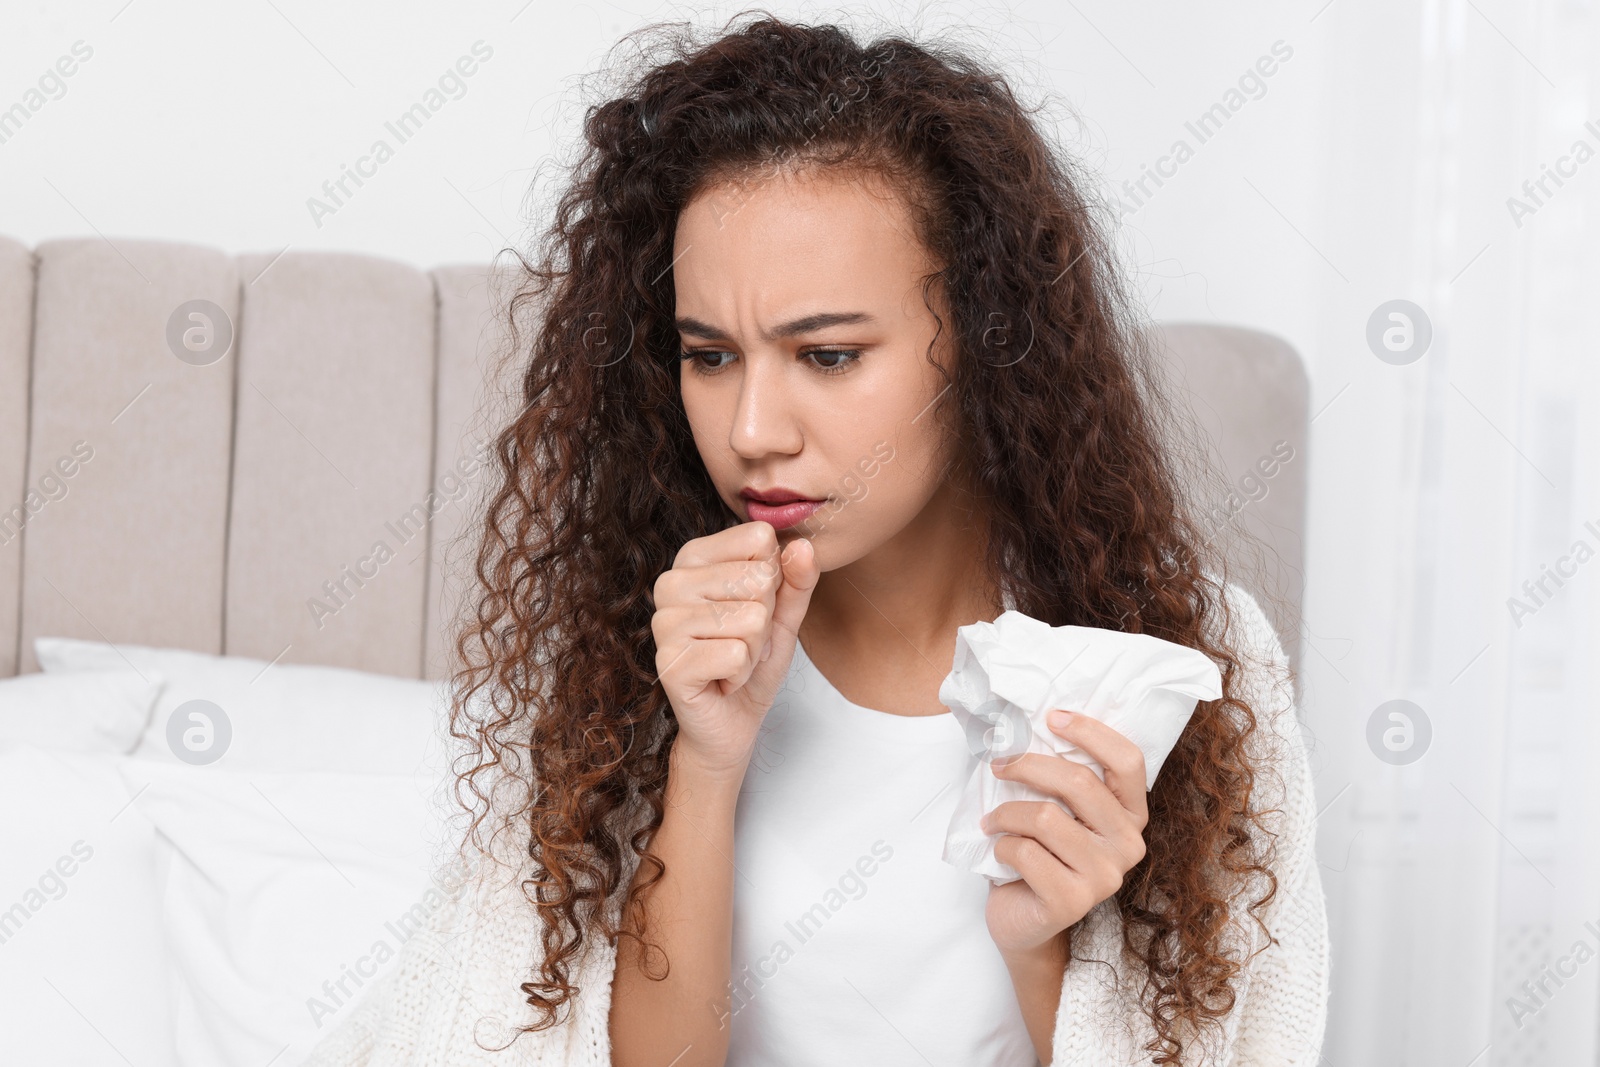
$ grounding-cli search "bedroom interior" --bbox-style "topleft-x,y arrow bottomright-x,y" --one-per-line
0,232 -> 1309,1064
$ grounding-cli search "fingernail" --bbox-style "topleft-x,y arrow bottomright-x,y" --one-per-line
1048,710 -> 1073,730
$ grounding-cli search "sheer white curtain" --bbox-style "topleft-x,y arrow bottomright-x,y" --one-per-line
1295,1 -> 1600,1063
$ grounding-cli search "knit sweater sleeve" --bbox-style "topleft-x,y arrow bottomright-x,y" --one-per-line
295,828 -> 619,1066
1211,582 -> 1331,1065
294,850 -> 475,1066
1048,581 -> 1331,1066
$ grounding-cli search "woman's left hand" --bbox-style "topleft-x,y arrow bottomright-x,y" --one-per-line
981,709 -> 1150,959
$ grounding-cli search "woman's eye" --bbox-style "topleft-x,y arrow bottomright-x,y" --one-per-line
806,348 -> 861,374
676,347 -> 862,375
678,349 -> 734,372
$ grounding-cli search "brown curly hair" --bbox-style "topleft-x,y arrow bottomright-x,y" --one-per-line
446,11 -> 1288,1064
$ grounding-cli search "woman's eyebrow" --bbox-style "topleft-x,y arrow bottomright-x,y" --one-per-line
674,310 -> 876,341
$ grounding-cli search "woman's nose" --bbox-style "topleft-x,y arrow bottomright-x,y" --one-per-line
728,350 -> 802,458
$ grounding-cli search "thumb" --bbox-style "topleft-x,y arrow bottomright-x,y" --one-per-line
762,537 -> 819,664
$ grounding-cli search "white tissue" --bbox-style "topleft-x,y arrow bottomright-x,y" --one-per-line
940,610 -> 1224,886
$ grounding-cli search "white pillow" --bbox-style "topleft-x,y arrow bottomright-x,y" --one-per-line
33,637 -> 450,778
116,756 -> 454,1067
0,745 -> 176,1066
0,668 -> 165,754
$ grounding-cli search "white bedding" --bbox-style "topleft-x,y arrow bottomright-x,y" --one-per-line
0,640 -> 462,1066
0,666 -> 164,754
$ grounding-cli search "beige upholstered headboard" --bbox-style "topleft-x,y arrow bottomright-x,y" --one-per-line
0,235 -> 1309,682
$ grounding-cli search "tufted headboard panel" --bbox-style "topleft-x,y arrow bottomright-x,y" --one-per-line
0,235 -> 1307,681
0,236 -> 516,679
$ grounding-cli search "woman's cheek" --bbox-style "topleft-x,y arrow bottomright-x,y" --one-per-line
861,456 -> 934,537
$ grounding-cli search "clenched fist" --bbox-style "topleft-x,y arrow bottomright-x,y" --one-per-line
651,521 -> 820,784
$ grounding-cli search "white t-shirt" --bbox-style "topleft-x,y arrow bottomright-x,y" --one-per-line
726,638 -> 1038,1066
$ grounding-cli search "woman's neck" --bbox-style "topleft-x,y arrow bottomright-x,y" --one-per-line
794,480 -> 1001,716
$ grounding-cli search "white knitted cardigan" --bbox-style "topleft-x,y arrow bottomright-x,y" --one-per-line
300,583 -> 1330,1066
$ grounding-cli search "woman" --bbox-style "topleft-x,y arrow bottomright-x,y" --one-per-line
306,14 -> 1328,1067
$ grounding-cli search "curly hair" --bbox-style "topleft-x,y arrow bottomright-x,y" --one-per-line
446,12 -> 1289,1064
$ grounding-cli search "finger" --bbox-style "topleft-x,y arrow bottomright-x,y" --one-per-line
654,558 -> 784,610
991,753 -> 1131,839
673,520 -> 781,569
653,601 -> 768,674
659,636 -> 756,695
1044,711 -> 1150,825
979,793 -> 1145,876
983,797 -> 1101,871
991,833 -> 1097,924
762,538 -> 819,667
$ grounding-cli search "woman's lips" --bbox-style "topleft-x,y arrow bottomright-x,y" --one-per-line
742,496 -> 825,531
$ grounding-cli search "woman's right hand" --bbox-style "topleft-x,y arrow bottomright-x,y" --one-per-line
651,521 -> 820,784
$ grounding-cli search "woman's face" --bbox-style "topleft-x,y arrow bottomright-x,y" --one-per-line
673,166 -> 960,571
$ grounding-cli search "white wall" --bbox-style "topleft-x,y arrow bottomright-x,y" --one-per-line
1,0 -> 1321,310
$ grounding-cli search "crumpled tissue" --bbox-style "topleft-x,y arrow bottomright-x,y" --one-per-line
940,610 -> 1224,886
